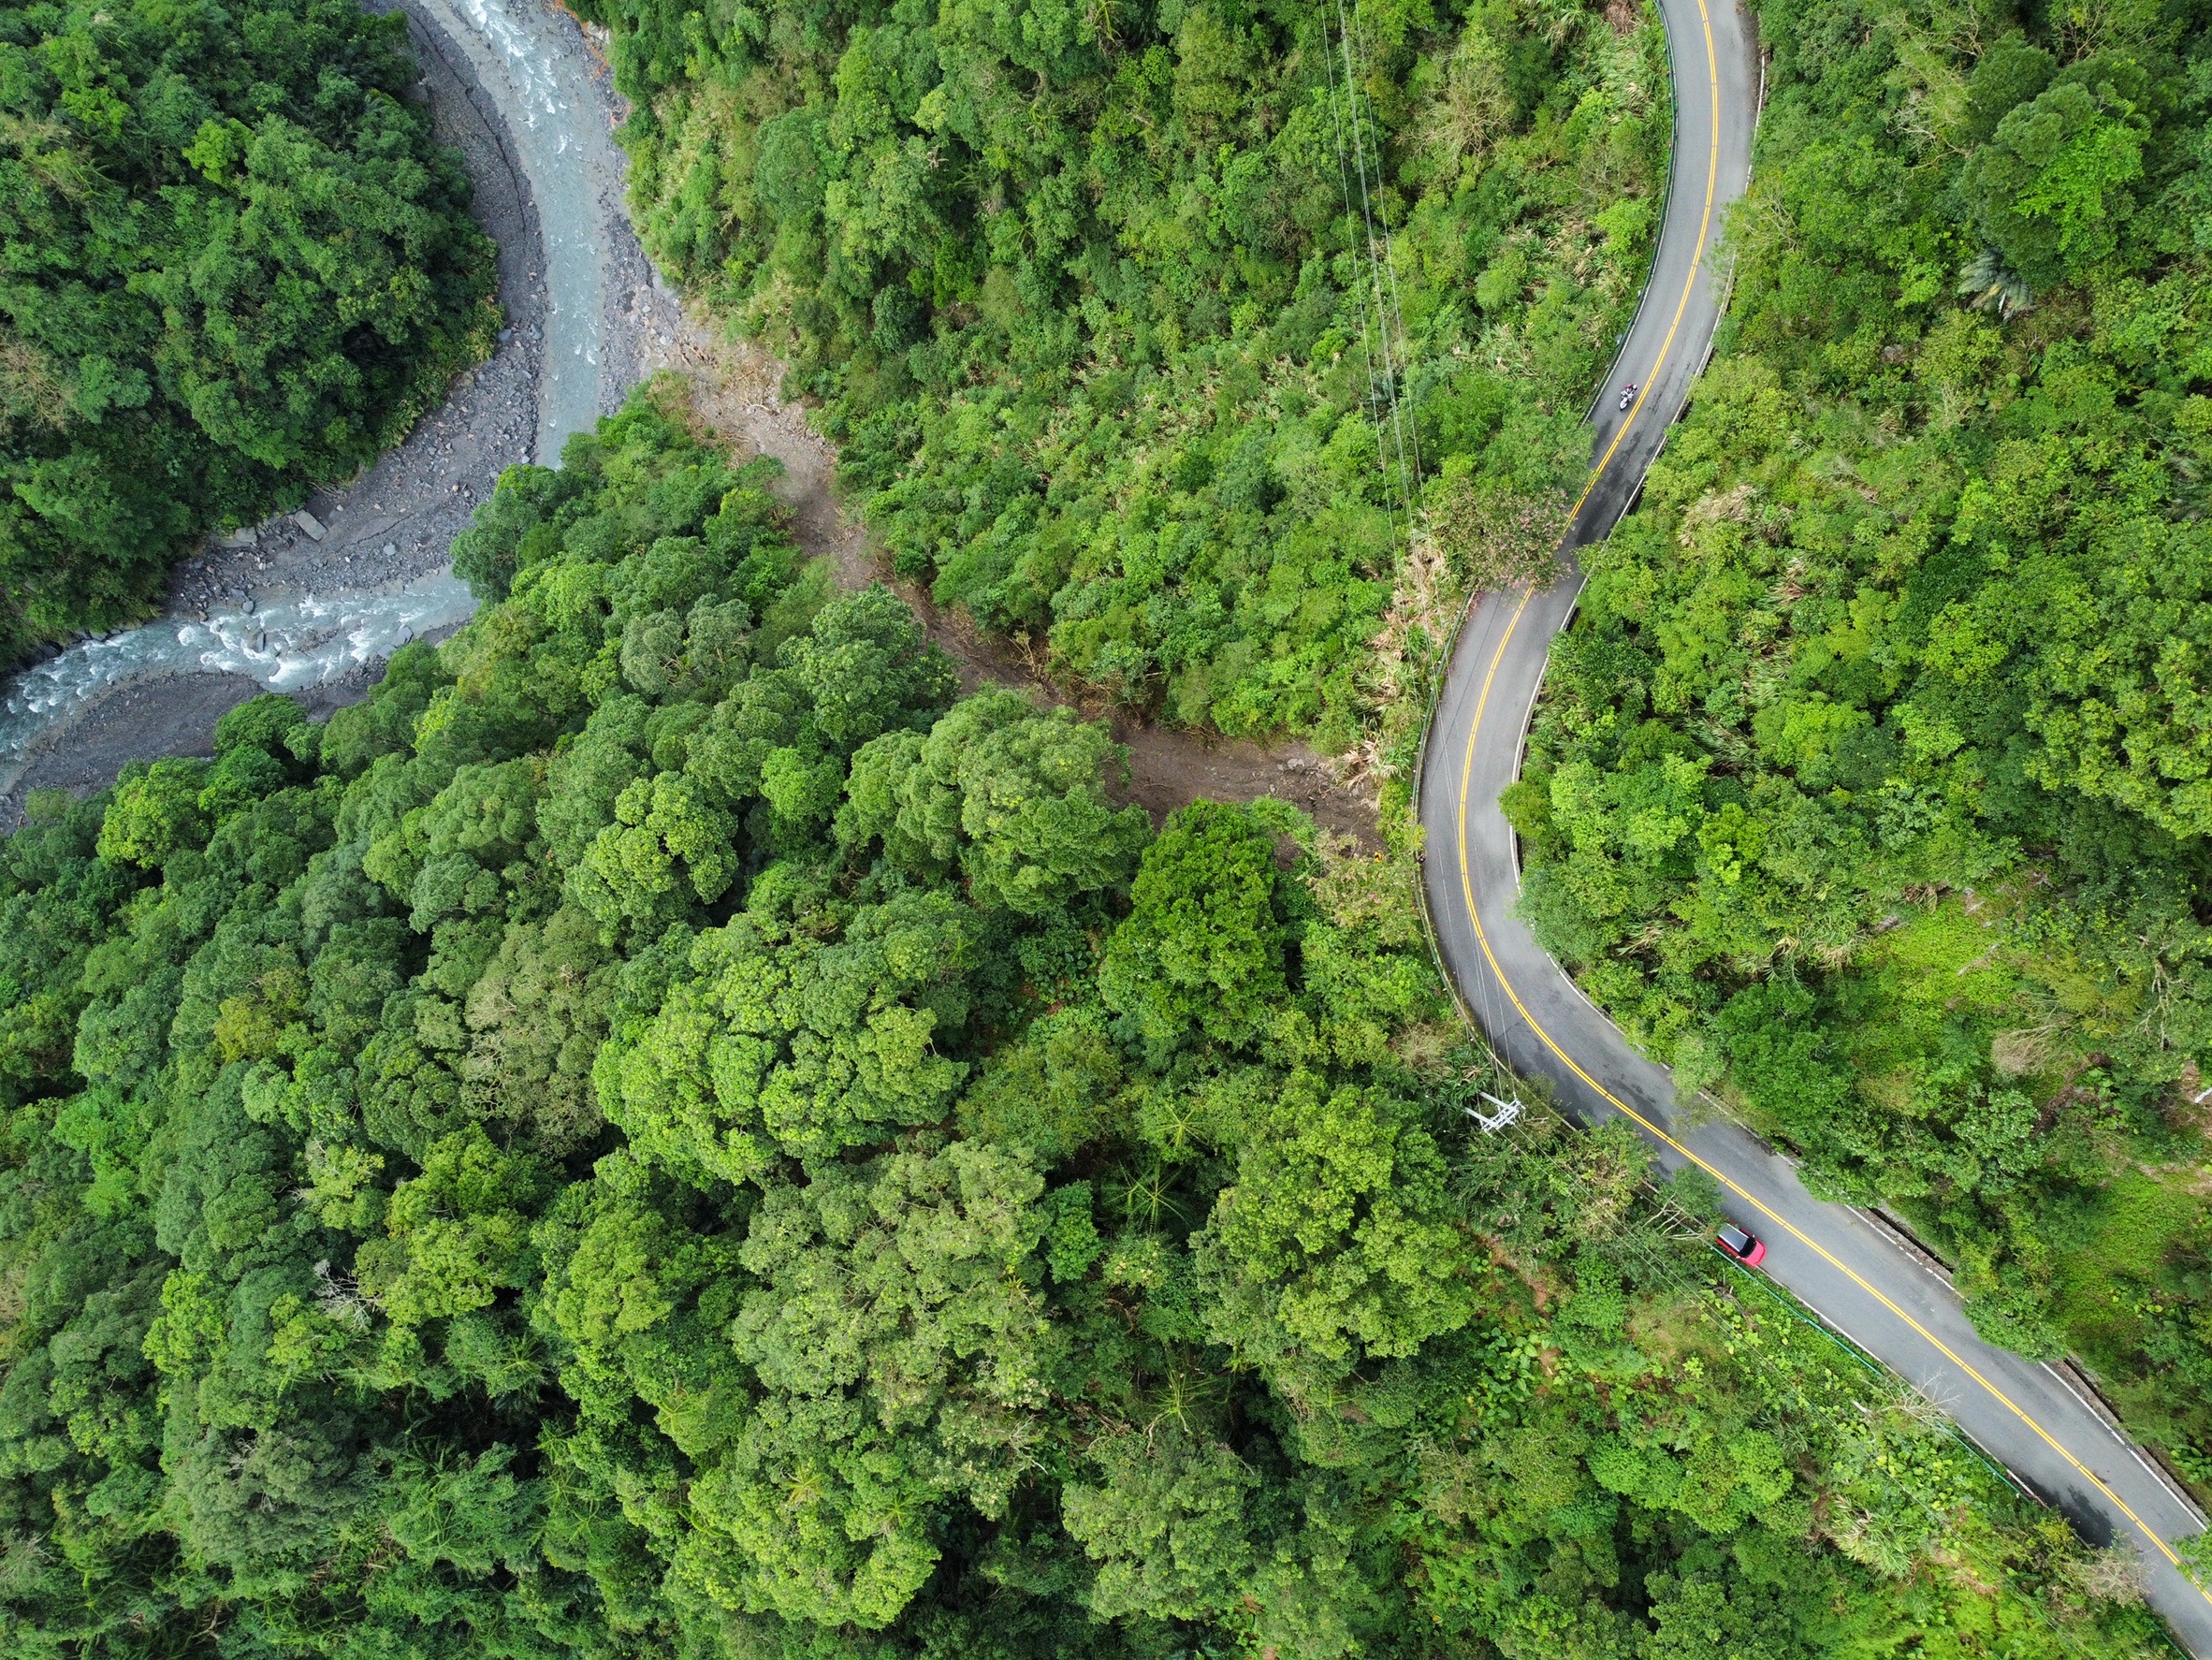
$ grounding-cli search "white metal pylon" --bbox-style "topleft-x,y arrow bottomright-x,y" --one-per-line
1464,1092 -> 1523,1133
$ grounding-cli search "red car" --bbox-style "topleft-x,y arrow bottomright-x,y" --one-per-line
1716,1224 -> 1768,1268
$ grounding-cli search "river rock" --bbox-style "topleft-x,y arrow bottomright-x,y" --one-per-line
293,510 -> 328,541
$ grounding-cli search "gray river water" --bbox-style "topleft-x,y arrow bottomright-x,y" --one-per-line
440,0 -> 608,469
0,0 -> 618,798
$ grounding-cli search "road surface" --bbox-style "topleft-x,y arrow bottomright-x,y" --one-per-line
1415,0 -> 2212,1646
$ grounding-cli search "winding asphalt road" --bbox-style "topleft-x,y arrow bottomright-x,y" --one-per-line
1417,0 -> 2212,1646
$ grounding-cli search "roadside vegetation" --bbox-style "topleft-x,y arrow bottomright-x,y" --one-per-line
0,383 -> 2167,1658
1506,0 -> 2212,1484
0,0 -> 497,662
589,0 -> 1662,779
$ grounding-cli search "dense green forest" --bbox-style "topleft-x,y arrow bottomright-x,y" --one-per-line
0,0 -> 2195,1645
1505,0 -> 2212,1486
0,385 -> 2169,1656
587,0 -> 1659,760
0,0 -> 495,660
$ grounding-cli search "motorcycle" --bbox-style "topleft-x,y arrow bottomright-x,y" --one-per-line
1618,383 -> 1637,412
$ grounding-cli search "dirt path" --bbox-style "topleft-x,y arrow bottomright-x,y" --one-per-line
649,322 -> 1379,846
0,0 -> 1369,848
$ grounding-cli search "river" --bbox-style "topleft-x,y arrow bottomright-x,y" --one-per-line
0,0 -> 628,801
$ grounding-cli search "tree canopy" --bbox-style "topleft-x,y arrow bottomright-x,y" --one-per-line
0,0 -> 2196,1644
1506,0 -> 2212,1494
0,383 -> 2168,1656
582,0 -> 1658,751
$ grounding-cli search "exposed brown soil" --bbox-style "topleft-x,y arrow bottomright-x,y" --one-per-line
649,318 -> 1381,847
4,243 -> 1376,848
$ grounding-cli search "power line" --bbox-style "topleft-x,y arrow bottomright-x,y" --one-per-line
1318,12 -> 1400,549
1321,1 -> 1430,561
1451,1072 -> 2027,1504
1332,0 -> 1416,535
1346,0 -> 1425,506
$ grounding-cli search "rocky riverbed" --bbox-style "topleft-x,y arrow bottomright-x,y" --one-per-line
0,0 -> 1371,850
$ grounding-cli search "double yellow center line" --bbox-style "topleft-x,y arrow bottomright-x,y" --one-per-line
1445,0 -> 2209,1597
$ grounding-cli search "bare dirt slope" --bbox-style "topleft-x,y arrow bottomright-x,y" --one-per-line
2,0 -> 1371,850
650,323 -> 1380,846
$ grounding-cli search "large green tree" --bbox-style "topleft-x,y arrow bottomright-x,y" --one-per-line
0,385 -> 2165,1656
584,0 -> 1665,750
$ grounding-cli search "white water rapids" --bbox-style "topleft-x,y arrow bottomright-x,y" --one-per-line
0,575 -> 480,796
